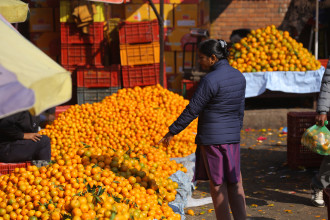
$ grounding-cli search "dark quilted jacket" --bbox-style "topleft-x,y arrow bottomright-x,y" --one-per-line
169,59 -> 246,145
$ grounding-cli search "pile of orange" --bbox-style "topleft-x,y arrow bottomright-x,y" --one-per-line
0,85 -> 197,220
229,25 -> 321,73
46,84 -> 197,159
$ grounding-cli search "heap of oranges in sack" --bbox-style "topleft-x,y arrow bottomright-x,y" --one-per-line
229,25 -> 321,73
0,85 -> 198,220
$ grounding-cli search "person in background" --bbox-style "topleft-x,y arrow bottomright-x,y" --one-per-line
0,110 -> 51,167
159,39 -> 246,220
311,59 -> 330,207
39,107 -> 56,128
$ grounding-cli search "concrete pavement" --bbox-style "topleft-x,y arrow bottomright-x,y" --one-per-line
243,108 -> 315,129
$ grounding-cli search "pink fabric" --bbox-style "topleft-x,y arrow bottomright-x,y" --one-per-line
193,144 -> 241,185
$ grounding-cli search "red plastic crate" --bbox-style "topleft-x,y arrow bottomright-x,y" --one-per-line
119,20 -> 159,44
61,22 -> 104,44
77,65 -> 121,88
61,44 -> 104,66
287,112 -> 328,169
319,59 -> 329,68
181,79 -> 199,99
122,64 -> 161,88
55,105 -> 71,119
0,162 -> 32,175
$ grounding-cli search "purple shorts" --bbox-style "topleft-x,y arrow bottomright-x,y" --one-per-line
193,144 -> 241,185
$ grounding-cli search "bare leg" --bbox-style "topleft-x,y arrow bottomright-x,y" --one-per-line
210,180 -> 232,220
227,172 -> 247,220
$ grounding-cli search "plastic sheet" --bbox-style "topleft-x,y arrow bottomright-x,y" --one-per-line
243,67 -> 325,98
169,153 -> 213,219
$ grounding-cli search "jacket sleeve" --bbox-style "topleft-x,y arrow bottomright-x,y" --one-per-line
169,77 -> 214,135
0,113 -> 25,141
317,61 -> 330,114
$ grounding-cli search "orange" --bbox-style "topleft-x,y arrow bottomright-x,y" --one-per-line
187,209 -> 195,216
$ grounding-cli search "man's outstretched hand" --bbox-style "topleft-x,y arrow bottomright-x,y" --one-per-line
158,132 -> 174,147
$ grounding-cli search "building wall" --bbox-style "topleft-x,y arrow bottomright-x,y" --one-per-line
210,0 -> 292,41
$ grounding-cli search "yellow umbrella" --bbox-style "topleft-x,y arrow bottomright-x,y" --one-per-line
0,15 -> 72,119
0,0 -> 28,23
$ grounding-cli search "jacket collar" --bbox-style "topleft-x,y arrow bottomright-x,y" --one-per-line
211,59 -> 228,71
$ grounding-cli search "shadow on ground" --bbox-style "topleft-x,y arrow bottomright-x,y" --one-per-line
185,129 -> 328,219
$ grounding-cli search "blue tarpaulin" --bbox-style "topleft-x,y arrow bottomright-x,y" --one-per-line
243,66 -> 325,98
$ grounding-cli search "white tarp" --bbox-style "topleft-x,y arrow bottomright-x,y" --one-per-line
169,153 -> 213,219
244,66 -> 325,98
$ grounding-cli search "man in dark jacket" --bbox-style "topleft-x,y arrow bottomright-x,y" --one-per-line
0,111 -> 51,165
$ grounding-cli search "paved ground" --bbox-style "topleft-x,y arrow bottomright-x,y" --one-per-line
242,108 -> 314,129
184,128 -> 328,220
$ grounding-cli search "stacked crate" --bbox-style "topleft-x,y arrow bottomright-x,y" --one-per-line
28,0 -> 60,62
119,19 -> 163,88
126,0 -> 210,94
76,65 -> 121,104
59,0 -> 121,104
166,0 -> 210,95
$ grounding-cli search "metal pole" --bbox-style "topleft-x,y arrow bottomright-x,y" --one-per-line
148,0 -> 164,87
315,0 -> 319,59
159,0 -> 164,87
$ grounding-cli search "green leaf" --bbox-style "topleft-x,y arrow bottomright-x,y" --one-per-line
133,157 -> 140,161
110,212 -> 116,220
98,187 -> 105,196
112,195 -> 121,203
62,213 -> 73,220
97,186 -> 104,196
81,142 -> 91,148
76,178 -> 79,183
113,181 -> 120,184
108,147 -> 116,152
95,196 -> 102,204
